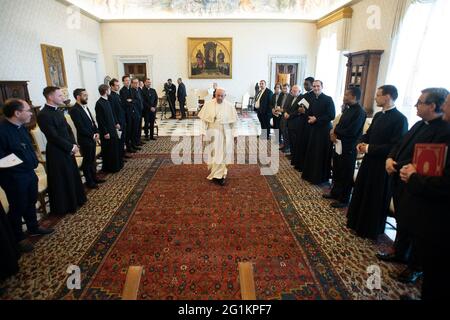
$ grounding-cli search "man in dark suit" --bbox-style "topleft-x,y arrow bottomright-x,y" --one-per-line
270,83 -> 285,144
109,79 -> 128,159
254,80 -> 273,139
327,87 -> 366,208
177,78 -> 187,120
142,78 -> 158,141
119,76 -> 140,153
0,99 -> 54,252
164,79 -> 177,119
381,88 -> 450,284
283,85 -> 303,159
69,89 -> 103,189
131,78 -> 145,147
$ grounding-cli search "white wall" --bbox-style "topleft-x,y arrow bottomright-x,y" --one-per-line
349,0 -> 398,87
100,21 -> 317,101
0,0 -> 105,106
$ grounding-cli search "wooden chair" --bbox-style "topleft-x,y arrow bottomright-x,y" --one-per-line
235,93 -> 250,115
186,93 -> 199,118
121,266 -> 144,300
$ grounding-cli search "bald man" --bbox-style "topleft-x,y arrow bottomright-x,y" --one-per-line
199,88 -> 239,186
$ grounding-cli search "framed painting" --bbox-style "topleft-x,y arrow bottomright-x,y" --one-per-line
188,38 -> 232,79
41,44 -> 68,89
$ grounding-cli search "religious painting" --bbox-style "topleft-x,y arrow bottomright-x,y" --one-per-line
41,44 -> 68,89
188,38 -> 232,79
275,63 -> 298,88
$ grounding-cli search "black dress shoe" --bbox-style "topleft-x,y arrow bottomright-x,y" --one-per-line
322,193 -> 336,200
28,227 -> 55,236
145,136 -> 150,141
128,149 -> 137,153
94,178 -> 106,184
395,268 -> 423,284
133,146 -> 142,151
124,154 -> 133,159
85,183 -> 99,190
331,201 -> 348,209
18,240 -> 34,253
376,252 -> 407,264
150,137 -> 157,141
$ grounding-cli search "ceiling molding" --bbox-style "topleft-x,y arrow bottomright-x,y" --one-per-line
316,7 -> 353,29
101,18 -> 316,24
55,0 -> 101,22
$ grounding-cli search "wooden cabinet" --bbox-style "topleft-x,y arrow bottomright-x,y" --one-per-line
344,50 -> 384,116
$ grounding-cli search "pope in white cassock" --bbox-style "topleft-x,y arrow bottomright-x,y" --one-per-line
198,88 -> 239,186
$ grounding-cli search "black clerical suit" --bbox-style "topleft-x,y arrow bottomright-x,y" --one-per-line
346,108 -> 408,239
292,91 -> 315,170
69,103 -> 98,186
0,204 -> 19,281
142,86 -> 158,139
119,86 -> 140,150
302,93 -> 336,185
404,147 -> 450,300
329,103 -> 366,204
37,105 -> 87,215
164,83 -> 177,118
271,92 -> 286,144
109,91 -> 126,157
95,97 -> 123,173
388,116 -> 450,271
0,119 -> 40,241
177,82 -> 187,119
255,88 -> 274,139
285,94 -> 303,157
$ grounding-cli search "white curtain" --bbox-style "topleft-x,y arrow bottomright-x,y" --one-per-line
386,0 -> 450,126
315,21 -> 348,113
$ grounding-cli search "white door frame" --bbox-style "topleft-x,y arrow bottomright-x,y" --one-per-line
268,55 -> 307,90
77,50 -> 101,88
114,55 -> 153,81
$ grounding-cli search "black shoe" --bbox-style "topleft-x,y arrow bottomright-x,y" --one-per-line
150,137 -> 157,141
85,183 -> 99,190
322,193 -> 336,200
217,178 -> 226,186
331,201 -> 348,209
395,268 -> 423,284
376,252 -> 407,264
128,148 -> 137,153
124,154 -> 133,159
145,136 -> 150,141
28,227 -> 55,237
18,240 -> 34,253
94,178 -> 106,184
133,146 -> 142,151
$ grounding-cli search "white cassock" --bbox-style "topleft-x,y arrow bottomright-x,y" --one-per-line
198,99 -> 239,180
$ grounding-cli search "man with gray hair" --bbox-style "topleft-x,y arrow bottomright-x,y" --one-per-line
198,88 -> 239,186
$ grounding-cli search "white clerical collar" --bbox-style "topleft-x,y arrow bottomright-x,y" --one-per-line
101,96 -> 108,100
46,103 -> 58,109
382,106 -> 396,114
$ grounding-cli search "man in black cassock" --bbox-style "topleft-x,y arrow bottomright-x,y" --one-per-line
109,78 -> 128,159
0,204 -> 19,281
399,93 -> 450,300
302,80 -> 336,185
69,89 -> 103,189
0,99 -> 54,253
37,87 -> 87,215
270,84 -> 285,145
380,88 -> 450,285
164,79 -> 177,119
347,85 -> 408,240
254,80 -> 273,140
131,78 -> 145,146
177,78 -> 187,120
325,87 -> 366,208
292,77 -> 315,171
95,85 -> 123,173
142,78 -> 158,141
284,85 -> 303,158
119,76 -> 140,153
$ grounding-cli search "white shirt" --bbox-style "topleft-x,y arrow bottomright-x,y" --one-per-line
82,105 -> 93,123
255,88 -> 266,109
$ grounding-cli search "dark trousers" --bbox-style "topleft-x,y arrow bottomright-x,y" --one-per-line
330,149 -> 357,204
126,111 -> 140,149
135,109 -> 143,143
0,171 -> 39,242
273,115 -> 282,144
119,123 -> 126,157
288,127 -> 298,157
168,96 -> 176,117
422,243 -> 449,300
257,112 -> 271,139
79,143 -> 97,185
143,110 -> 156,138
179,99 -> 186,118
281,118 -> 289,149
394,226 -> 424,271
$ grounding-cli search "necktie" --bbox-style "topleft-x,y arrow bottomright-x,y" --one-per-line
85,106 -> 97,128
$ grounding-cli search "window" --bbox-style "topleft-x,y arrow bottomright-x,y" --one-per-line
386,0 -> 450,126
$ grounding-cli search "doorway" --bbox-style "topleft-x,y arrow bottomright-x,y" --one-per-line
124,63 -> 147,80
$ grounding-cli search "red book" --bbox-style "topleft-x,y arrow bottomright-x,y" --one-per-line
413,143 -> 448,177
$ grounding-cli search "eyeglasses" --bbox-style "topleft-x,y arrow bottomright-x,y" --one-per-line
415,100 -> 429,107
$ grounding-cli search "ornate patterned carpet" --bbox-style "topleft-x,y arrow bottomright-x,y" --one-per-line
0,137 -> 420,300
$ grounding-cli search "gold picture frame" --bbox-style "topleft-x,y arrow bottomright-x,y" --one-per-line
41,44 -> 68,89
188,37 -> 232,79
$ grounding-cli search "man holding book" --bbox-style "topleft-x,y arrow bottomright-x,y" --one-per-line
380,88 -> 450,285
